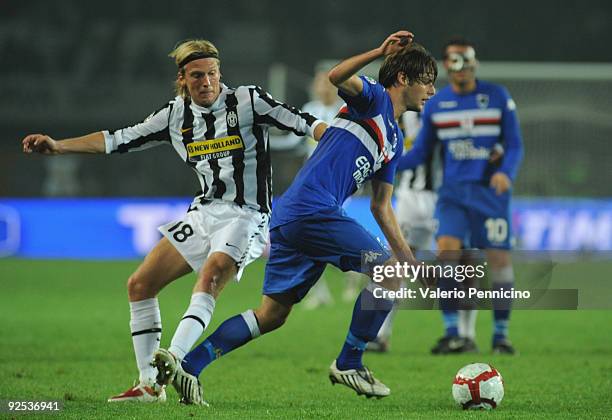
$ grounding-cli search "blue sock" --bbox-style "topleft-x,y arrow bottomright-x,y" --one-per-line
182,310 -> 260,377
491,266 -> 514,343
492,286 -> 511,343
336,286 -> 393,370
493,318 -> 509,343
442,311 -> 459,337
438,274 -> 459,337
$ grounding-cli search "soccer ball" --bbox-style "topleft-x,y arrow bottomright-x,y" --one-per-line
452,363 -> 504,410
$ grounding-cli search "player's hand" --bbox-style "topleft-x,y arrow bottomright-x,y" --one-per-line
379,30 -> 414,56
22,134 -> 60,155
490,172 -> 511,195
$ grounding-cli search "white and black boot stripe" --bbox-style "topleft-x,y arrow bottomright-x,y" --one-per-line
329,360 -> 390,398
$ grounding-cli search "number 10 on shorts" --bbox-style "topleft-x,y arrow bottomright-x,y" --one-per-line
485,218 -> 508,243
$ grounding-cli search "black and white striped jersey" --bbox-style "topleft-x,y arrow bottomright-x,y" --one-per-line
397,111 -> 442,192
103,84 -> 323,213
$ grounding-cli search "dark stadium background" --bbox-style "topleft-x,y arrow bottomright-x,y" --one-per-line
1,0 -> 611,198
1,2 -> 612,418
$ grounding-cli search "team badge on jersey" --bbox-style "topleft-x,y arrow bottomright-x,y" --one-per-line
365,76 -> 377,85
226,110 -> 238,128
476,94 -> 489,109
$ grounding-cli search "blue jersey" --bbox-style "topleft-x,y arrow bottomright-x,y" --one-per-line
271,76 -> 404,229
398,80 -> 523,185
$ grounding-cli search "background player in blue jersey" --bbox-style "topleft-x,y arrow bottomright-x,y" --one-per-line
399,36 -> 523,355
152,30 -> 438,402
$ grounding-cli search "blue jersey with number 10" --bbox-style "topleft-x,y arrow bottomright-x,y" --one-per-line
271,76 -> 403,229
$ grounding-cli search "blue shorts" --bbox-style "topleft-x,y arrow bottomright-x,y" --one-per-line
263,206 -> 391,303
435,183 -> 513,250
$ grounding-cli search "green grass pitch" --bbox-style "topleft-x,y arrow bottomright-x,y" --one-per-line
1,258 -> 611,419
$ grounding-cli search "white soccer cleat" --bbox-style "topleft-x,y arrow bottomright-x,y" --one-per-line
173,364 -> 207,406
153,348 -> 178,386
107,381 -> 166,403
328,360 -> 390,398
152,348 -> 207,406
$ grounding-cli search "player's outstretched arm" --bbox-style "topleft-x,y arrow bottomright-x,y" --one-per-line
22,132 -> 106,155
328,30 -> 414,97
370,179 -> 416,265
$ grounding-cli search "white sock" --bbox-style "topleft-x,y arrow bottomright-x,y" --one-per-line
376,306 -> 396,341
375,279 -> 405,342
129,298 -> 161,385
310,279 -> 333,302
241,309 -> 261,338
169,292 -> 215,360
458,309 -> 478,339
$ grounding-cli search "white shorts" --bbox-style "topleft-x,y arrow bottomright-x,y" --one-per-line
395,189 -> 438,250
159,199 -> 269,280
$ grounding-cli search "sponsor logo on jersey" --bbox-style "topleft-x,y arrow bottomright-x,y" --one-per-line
187,135 -> 244,161
448,139 -> 491,160
353,155 -> 372,188
365,76 -> 377,85
439,100 -> 458,109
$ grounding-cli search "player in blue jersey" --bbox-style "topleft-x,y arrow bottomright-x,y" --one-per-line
152,31 -> 437,402
398,37 -> 523,355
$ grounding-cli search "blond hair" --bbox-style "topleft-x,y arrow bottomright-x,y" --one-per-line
169,39 -> 220,99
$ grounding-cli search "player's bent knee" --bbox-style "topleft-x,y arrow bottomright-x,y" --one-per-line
437,236 -> 462,261
197,253 -> 238,292
377,276 -> 402,291
207,252 -> 238,274
127,272 -> 156,301
254,307 -> 290,335
486,249 -> 511,270
437,236 -> 462,251
196,272 -> 231,296
198,254 -> 237,283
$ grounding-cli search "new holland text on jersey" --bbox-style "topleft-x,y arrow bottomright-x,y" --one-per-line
187,135 -> 244,162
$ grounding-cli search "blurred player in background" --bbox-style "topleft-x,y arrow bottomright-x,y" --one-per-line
396,111 -> 438,255
370,112 -> 504,353
153,31 -> 437,402
399,36 -> 523,354
22,38 -> 326,403
300,69 -> 345,159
